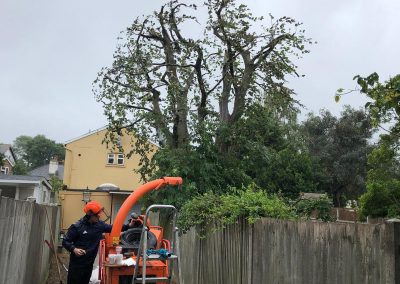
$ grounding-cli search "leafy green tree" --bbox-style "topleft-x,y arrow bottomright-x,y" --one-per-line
143,104 -> 317,208
337,73 -> 400,136
94,0 -> 312,180
12,160 -> 30,175
13,135 -> 65,169
337,74 -> 400,217
223,104 -> 317,198
301,107 -> 374,206
49,176 -> 64,192
359,137 -> 400,218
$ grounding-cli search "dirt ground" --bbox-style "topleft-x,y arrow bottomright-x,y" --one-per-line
46,249 -> 69,284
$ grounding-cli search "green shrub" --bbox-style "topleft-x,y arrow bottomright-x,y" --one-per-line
295,196 -> 334,222
359,181 -> 400,218
178,184 -> 296,236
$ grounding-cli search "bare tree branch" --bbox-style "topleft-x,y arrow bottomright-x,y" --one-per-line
207,72 -> 228,95
123,104 -> 153,112
152,62 -> 195,68
253,34 -> 292,66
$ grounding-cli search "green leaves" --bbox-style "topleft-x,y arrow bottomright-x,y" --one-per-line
93,0 -> 317,220
301,107 -> 373,206
295,196 -> 334,222
358,140 -> 400,218
49,176 -> 63,192
178,184 -> 296,236
352,73 -> 400,138
13,135 -> 65,169
12,160 -> 30,175
94,0 -> 311,158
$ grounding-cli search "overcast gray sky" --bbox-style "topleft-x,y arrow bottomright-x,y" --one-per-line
1,0 -> 399,144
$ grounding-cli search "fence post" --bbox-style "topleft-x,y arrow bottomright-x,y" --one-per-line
393,220 -> 400,284
387,219 -> 400,284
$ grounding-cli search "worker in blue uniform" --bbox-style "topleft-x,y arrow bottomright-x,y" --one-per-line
62,201 -> 135,284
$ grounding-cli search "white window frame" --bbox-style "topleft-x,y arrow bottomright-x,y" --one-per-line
107,153 -> 124,165
107,154 -> 115,165
0,166 -> 9,175
117,154 -> 125,165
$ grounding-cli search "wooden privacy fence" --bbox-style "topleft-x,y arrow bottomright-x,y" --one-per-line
0,197 -> 60,284
178,218 -> 400,284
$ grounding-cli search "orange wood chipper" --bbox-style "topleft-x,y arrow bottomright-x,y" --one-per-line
98,177 -> 182,284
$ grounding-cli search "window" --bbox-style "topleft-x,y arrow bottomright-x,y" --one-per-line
0,166 -> 9,175
107,154 -> 125,166
107,154 -> 115,164
117,154 -> 124,165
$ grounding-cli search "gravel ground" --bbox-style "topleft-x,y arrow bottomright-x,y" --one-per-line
46,249 -> 100,284
46,249 -> 69,284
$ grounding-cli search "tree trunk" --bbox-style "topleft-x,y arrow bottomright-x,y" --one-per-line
333,188 -> 342,207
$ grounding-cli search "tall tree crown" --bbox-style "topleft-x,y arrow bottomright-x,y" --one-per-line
94,0 -> 311,148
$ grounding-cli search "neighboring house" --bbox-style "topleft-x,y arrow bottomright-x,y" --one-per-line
0,174 -> 52,204
60,127 -> 158,230
0,144 -> 54,203
0,144 -> 16,175
28,157 -> 64,205
30,157 -> 64,181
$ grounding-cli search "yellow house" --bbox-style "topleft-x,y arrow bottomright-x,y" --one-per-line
60,128 -> 158,231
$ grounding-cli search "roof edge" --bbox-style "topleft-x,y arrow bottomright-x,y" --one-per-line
64,126 -> 107,144
64,125 -> 160,148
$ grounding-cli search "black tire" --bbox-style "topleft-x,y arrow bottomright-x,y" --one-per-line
120,227 -> 157,250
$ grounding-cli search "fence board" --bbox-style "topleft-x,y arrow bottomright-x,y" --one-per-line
179,218 -> 399,284
0,197 -> 59,284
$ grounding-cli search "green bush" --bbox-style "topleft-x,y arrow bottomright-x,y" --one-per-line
295,196 -> 334,222
178,184 -> 296,236
359,181 -> 400,218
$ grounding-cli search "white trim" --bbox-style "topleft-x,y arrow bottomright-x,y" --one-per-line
64,126 -> 107,144
0,179 -> 41,184
0,166 -> 9,175
4,157 -> 15,167
117,154 -> 124,165
106,153 -> 126,166
0,178 -> 52,189
107,153 -> 115,164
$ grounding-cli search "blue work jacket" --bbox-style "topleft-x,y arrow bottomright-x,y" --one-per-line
62,215 -> 129,266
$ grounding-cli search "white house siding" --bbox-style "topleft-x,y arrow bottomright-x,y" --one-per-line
33,184 -> 45,203
18,186 -> 34,201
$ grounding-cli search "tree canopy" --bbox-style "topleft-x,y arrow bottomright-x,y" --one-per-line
301,107 -> 374,206
358,137 -> 400,218
94,0 -> 312,182
13,135 -> 65,170
337,73 -> 400,139
338,73 -> 400,218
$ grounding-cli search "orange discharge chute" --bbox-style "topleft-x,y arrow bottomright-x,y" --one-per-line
108,177 -> 183,245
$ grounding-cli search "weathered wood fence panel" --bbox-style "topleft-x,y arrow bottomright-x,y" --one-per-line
0,197 -> 59,284
179,218 -> 400,284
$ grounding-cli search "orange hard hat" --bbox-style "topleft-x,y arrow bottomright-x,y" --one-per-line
84,201 -> 104,215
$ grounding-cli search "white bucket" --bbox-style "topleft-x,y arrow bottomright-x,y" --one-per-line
115,254 -> 123,265
108,254 -> 116,264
